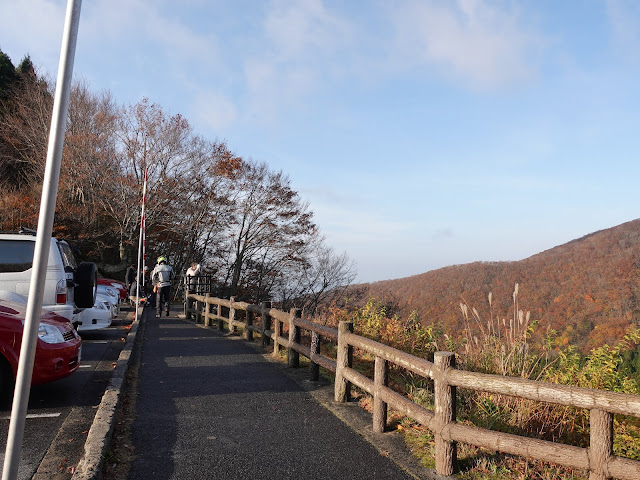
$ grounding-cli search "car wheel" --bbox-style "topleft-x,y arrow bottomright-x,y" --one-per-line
75,262 -> 97,309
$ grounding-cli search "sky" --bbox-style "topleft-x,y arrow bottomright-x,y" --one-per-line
1,0 -> 639,283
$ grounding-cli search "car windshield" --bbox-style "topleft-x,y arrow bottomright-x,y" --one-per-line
57,241 -> 78,270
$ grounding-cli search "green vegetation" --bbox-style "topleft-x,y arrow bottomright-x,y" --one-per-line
322,285 -> 640,479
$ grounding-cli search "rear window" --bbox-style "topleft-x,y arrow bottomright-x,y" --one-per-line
0,240 -> 35,273
57,241 -> 78,270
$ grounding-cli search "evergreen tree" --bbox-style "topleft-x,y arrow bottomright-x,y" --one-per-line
0,48 -> 17,103
17,55 -> 36,80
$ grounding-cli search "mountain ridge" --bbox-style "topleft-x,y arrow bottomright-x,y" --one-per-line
345,219 -> 640,351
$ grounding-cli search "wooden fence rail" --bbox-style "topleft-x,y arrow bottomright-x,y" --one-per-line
184,294 -> 640,480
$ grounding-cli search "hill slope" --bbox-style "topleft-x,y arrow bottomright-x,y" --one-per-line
347,219 -> 640,351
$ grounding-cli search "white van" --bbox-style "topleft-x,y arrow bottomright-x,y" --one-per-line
0,232 -> 96,324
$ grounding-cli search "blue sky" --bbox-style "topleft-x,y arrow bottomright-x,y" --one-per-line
1,0 -> 639,282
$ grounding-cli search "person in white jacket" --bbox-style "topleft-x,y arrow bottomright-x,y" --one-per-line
185,262 -> 201,294
151,256 -> 174,317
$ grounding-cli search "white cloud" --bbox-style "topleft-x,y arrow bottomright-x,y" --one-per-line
301,185 -> 363,206
433,227 -> 454,240
313,201 -> 416,248
74,0 -> 229,128
190,89 -> 238,131
0,0 -> 66,74
606,0 -> 640,65
263,0 -> 352,61
80,0 -> 219,68
243,58 -> 316,122
388,0 -> 546,90
242,0 -> 354,122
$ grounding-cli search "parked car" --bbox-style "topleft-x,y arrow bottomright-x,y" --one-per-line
0,231 -> 97,324
96,284 -> 120,317
74,292 -> 113,331
0,298 -> 82,392
97,278 -> 127,302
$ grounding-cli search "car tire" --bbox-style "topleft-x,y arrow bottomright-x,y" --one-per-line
75,262 -> 97,309
0,357 -> 14,399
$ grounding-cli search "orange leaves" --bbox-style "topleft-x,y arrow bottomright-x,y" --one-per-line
212,153 -> 245,179
341,219 -> 640,355
0,191 -> 39,231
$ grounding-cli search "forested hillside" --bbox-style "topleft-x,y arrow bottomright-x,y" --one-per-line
0,49 -> 354,309
347,219 -> 640,352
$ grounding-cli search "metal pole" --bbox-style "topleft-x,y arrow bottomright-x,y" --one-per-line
2,1 -> 82,479
135,168 -> 147,322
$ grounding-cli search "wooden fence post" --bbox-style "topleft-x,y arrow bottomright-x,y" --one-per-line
245,310 -> 253,341
203,293 -> 210,326
288,308 -> 301,368
229,297 -> 236,333
195,296 -> 201,323
261,301 -> 272,348
434,351 -> 457,476
589,409 -> 613,480
335,321 -> 353,402
310,331 -> 320,381
373,356 -> 389,433
217,300 -> 224,331
273,314 -> 282,357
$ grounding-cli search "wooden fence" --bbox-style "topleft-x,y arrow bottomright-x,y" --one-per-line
185,293 -> 640,480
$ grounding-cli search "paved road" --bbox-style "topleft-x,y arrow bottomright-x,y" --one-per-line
125,308 -> 416,480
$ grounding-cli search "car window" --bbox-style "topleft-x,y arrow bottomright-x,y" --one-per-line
0,240 -> 35,272
57,241 -> 78,270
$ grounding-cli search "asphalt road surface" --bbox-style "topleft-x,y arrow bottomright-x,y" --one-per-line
0,310 -> 133,480
125,310 -> 416,480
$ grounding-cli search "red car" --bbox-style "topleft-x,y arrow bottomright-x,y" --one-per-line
0,299 -> 81,392
97,278 -> 128,301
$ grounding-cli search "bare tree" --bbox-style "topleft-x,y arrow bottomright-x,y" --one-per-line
219,159 -> 317,302
156,139 -> 238,276
0,68 -> 52,190
276,234 -> 357,315
56,81 -> 119,260
108,98 -> 196,266
0,64 -> 355,301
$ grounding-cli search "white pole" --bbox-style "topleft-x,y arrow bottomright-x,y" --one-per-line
135,168 -> 147,322
2,1 -> 82,479
142,167 -> 147,287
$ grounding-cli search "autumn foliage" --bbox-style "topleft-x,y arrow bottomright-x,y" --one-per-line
0,49 -> 355,308
345,219 -> 640,354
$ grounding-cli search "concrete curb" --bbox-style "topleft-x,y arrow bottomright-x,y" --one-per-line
70,307 -> 142,480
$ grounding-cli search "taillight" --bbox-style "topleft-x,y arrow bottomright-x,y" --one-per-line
56,280 -> 67,304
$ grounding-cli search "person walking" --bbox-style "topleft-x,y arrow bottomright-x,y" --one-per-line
151,256 -> 174,317
125,264 -> 136,295
128,267 -> 147,306
185,262 -> 201,294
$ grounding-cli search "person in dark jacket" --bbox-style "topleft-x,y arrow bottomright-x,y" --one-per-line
151,256 -> 174,317
125,265 -> 136,295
